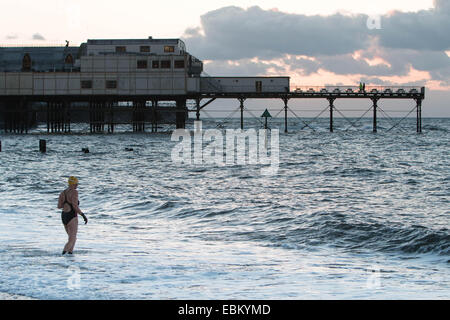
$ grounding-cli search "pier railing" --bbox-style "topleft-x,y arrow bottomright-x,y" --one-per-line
199,84 -> 424,96
290,85 -> 423,95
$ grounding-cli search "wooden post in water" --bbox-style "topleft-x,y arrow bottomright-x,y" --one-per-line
39,139 -> 46,153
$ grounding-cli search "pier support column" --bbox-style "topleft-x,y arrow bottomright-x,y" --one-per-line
46,101 -> 50,133
283,97 -> 289,133
328,98 -> 335,132
18,98 -> 27,134
48,101 -> 55,133
196,98 -> 201,121
89,101 -> 106,133
105,101 -> 112,133
89,101 -> 93,133
2,102 -> 8,133
133,100 -> 145,132
416,98 -> 422,133
175,99 -> 187,129
372,98 -> 379,133
152,99 -> 158,132
107,101 -> 114,133
239,98 -> 245,130
63,100 -> 71,133
101,101 -> 106,132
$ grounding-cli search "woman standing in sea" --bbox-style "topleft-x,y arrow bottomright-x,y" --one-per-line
57,176 -> 88,255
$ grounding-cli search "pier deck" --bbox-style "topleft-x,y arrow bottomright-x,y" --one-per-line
0,85 -> 425,134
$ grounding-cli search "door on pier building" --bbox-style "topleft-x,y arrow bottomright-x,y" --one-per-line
255,81 -> 262,93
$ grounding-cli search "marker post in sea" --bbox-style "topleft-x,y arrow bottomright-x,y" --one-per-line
261,109 -> 272,150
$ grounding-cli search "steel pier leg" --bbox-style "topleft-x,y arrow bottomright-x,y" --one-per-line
283,98 -> 288,133
196,98 -> 201,121
373,98 -> 378,133
328,98 -> 334,133
239,98 -> 245,130
417,99 -> 422,133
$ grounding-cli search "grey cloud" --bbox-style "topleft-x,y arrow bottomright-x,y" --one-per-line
359,77 -> 428,87
379,4 -> 450,51
435,0 -> 450,13
184,6 -> 370,60
204,49 -> 449,82
316,54 -> 409,77
204,59 -> 285,76
183,27 -> 202,38
430,66 -> 450,85
32,33 -> 45,41
285,49 -> 449,78
378,49 -> 450,85
183,4 -> 449,60
183,3 -> 450,84
6,34 -> 18,40
283,56 -> 321,75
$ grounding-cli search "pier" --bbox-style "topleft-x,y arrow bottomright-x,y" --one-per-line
0,38 -> 425,134
188,85 -> 425,133
0,85 -> 425,134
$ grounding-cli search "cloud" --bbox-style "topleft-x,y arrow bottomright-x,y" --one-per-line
184,6 -> 370,60
283,56 -> 321,75
379,3 -> 450,51
32,33 -> 45,41
434,0 -> 450,13
316,53 -> 408,77
5,34 -> 18,40
182,3 -> 450,87
203,59 -> 285,76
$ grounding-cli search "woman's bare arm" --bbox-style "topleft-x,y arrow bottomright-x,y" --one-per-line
69,190 -> 84,215
57,192 -> 64,209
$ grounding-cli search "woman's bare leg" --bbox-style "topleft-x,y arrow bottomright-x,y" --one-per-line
63,217 -> 78,253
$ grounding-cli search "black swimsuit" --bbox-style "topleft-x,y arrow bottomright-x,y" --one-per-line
61,190 -> 79,226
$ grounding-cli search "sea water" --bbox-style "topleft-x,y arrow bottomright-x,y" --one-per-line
0,118 -> 448,299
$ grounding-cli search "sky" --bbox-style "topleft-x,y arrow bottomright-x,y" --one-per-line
1,0 -> 449,116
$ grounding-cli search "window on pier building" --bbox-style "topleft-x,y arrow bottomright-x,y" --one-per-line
140,46 -> 150,53
115,46 -> 126,53
81,80 -> 93,89
137,60 -> 148,69
174,60 -> 185,68
22,53 -> 32,71
164,46 -> 175,53
152,61 -> 160,69
106,80 -> 117,89
161,60 -> 171,68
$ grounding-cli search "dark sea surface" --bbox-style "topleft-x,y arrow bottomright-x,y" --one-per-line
0,117 -> 448,299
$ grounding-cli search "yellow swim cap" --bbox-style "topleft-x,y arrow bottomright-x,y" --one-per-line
68,176 -> 79,185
